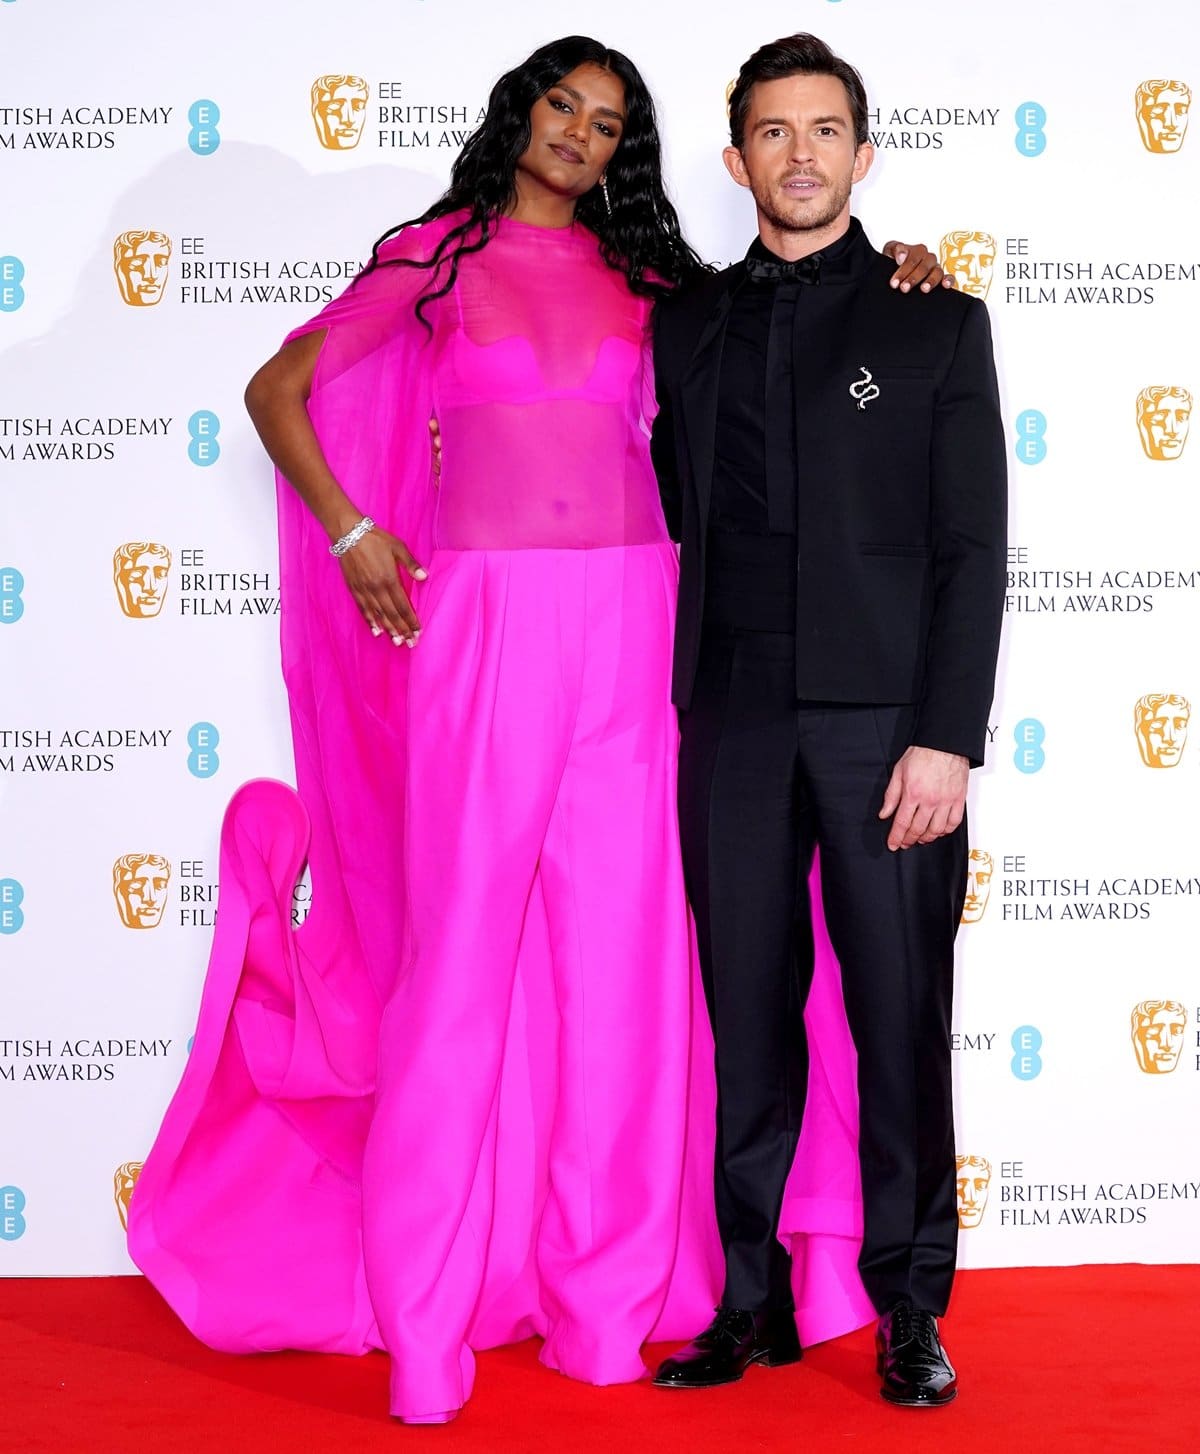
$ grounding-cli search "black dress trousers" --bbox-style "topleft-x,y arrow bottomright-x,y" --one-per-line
678,628 -> 968,1317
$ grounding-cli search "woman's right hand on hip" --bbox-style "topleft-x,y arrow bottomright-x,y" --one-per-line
339,528 -> 427,646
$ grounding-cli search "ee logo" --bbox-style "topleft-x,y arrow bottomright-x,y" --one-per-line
1015,410 -> 1047,465
1011,1025 -> 1043,1080
0,567 -> 24,624
0,879 -> 24,934
0,256 -> 24,312
1013,718 -> 1046,773
188,99 -> 221,156
187,722 -> 220,778
1015,101 -> 1046,157
188,410 -> 221,467
1,1187 -> 26,1242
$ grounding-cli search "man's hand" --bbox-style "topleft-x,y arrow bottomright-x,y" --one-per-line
878,745 -> 969,851
881,241 -> 958,294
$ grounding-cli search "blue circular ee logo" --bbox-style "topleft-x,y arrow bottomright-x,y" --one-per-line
1015,410 -> 1047,465
1011,1025 -> 1043,1079
0,879 -> 24,934
187,721 -> 221,778
1015,101 -> 1046,156
188,410 -> 221,466
188,99 -> 221,156
0,567 -> 24,624
1,1186 -> 27,1241
0,256 -> 25,312
1013,718 -> 1046,773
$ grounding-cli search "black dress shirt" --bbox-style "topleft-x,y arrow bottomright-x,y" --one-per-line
707,227 -> 862,631
711,239 -> 800,536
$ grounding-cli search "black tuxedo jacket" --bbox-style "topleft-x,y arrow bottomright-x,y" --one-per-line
651,221 -> 1007,766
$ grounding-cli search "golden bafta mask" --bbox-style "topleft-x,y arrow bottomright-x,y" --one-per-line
939,231 -> 996,301
311,74 -> 369,150
113,542 -> 171,619
114,1161 -> 143,1230
112,854 -> 171,929
955,1155 -> 991,1228
725,78 -> 737,116
1136,386 -> 1192,461
113,230 -> 172,307
1133,693 -> 1190,768
1135,79 -> 1191,154
1131,1000 -> 1186,1074
962,849 -> 994,924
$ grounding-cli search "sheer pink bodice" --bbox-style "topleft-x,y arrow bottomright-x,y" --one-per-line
429,218 -> 667,550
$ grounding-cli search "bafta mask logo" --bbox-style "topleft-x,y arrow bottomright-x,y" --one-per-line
113,542 -> 171,619
114,1161 -> 143,1230
1135,79 -> 1191,154
955,1155 -> 991,1229
939,231 -> 996,301
1131,1000 -> 1186,1074
1136,386 -> 1192,461
113,230 -> 172,307
962,849 -> 994,924
113,854 -> 171,929
311,74 -> 369,149
1133,693 -> 1190,769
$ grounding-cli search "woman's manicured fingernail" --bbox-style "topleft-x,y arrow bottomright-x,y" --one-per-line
391,634 -> 404,646
414,568 -> 428,580
370,625 -> 382,637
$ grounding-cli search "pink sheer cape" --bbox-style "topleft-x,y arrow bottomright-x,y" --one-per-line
126,213 -> 873,1359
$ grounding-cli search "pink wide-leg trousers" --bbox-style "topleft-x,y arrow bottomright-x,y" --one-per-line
361,543 -> 705,1421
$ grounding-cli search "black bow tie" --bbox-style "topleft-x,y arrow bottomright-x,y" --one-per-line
745,252 -> 822,285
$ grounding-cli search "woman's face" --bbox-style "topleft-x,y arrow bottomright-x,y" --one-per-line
516,63 -> 627,204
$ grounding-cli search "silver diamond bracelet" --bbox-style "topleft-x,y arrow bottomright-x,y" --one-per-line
329,516 -> 375,557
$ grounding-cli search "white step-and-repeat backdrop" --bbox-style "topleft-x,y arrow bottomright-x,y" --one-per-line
2,0 -> 1197,1276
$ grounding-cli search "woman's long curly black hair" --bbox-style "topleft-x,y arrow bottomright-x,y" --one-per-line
359,35 -> 705,325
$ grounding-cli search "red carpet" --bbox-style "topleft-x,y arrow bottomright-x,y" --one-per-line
3,1267 -> 1193,1452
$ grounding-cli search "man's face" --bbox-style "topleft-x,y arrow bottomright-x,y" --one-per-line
723,73 -> 873,239
1138,84 -> 1190,153
1138,700 -> 1189,767
116,239 -> 170,305
1133,1004 -> 1186,1073
116,861 -> 169,928
117,551 -> 169,617
1138,391 -> 1191,460
314,81 -> 368,149
942,234 -> 995,299
956,1166 -> 990,1227
962,855 -> 993,924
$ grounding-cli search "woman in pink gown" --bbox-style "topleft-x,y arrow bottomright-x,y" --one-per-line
127,36 -> 887,1423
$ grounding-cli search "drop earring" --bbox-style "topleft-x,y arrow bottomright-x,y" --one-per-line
601,175 -> 611,216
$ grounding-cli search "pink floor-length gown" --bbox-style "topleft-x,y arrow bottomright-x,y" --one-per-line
126,212 -> 874,1420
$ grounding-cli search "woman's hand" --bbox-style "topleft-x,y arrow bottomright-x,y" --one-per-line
429,416 -> 442,479
881,241 -> 957,294
338,527 -> 427,646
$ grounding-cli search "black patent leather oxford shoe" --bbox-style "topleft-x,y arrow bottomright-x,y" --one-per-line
653,1306 -> 802,1389
876,1302 -> 957,1406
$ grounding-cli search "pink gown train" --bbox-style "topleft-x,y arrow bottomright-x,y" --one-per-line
126,213 -> 874,1420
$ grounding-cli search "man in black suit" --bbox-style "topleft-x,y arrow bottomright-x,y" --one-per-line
651,34 -> 1006,1407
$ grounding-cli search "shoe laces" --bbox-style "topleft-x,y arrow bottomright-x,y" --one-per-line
891,1304 -> 937,1352
706,1306 -> 752,1347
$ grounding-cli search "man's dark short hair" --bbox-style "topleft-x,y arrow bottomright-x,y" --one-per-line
729,33 -> 869,150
